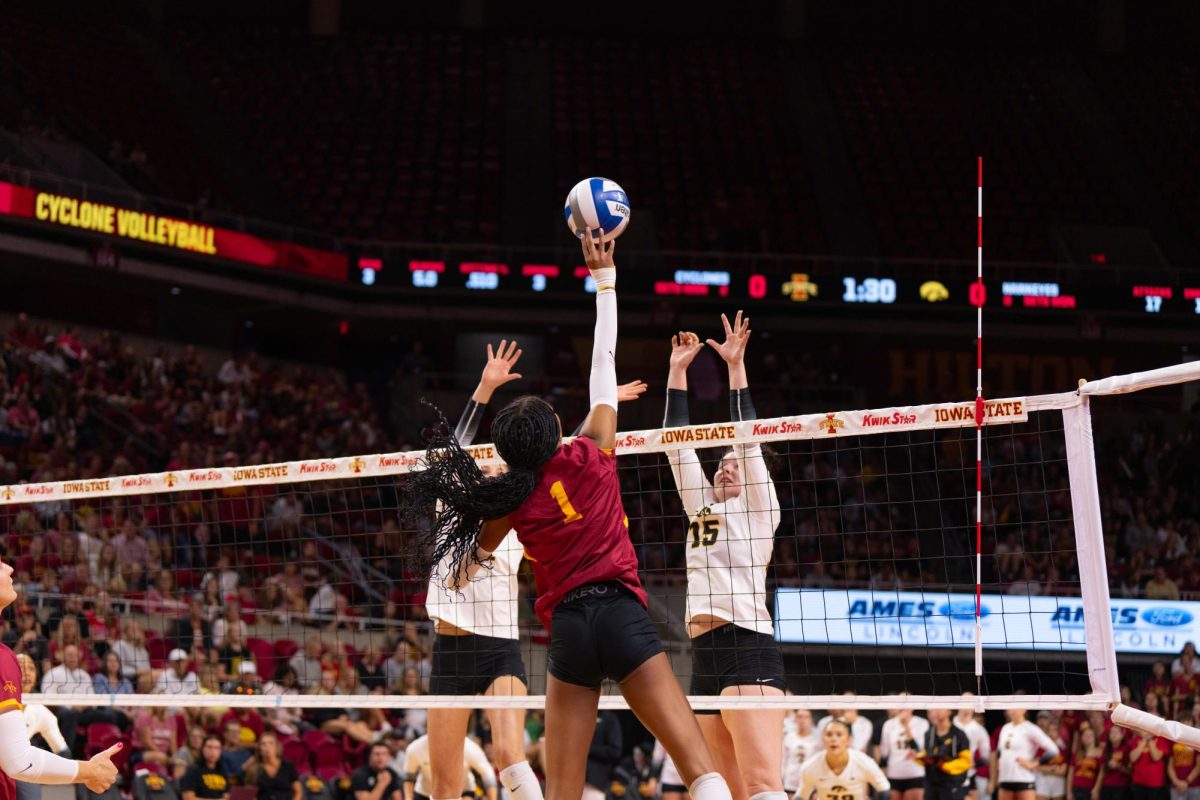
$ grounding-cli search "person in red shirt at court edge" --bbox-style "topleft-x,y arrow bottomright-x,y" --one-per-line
0,559 -> 123,799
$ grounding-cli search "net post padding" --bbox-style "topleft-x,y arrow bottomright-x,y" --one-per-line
1079,361 -> 1200,397
1113,704 -> 1200,747
1062,398 -> 1120,704
23,692 -> 1116,712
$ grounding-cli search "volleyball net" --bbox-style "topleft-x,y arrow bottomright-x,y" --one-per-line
3,361 -> 1197,727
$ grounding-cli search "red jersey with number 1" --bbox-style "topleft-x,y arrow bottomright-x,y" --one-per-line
0,643 -> 25,800
510,435 -> 646,629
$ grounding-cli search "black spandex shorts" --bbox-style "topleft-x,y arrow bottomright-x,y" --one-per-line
548,582 -> 664,689
429,632 -> 528,695
661,786 -> 688,796
891,778 -> 926,792
927,781 -> 971,800
689,623 -> 786,713
999,783 -> 1037,793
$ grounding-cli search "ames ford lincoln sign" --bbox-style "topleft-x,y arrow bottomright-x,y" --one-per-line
775,589 -> 1199,654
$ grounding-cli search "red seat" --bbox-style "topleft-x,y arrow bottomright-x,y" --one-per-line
247,637 -> 276,679
274,639 -> 299,662
231,787 -> 259,800
342,738 -> 368,773
146,637 -> 173,670
84,724 -> 123,758
281,736 -> 311,776
304,731 -> 344,782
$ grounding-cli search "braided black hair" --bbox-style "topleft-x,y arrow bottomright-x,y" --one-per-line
405,396 -> 561,583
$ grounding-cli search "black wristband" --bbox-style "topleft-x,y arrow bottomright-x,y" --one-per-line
663,388 -> 690,428
729,387 -> 757,422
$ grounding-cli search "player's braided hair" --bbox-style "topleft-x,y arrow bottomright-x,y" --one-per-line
406,396 -> 560,582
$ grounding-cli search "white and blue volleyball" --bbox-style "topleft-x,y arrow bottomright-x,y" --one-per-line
563,178 -> 630,240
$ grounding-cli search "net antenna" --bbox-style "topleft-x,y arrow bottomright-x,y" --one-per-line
974,156 -> 985,706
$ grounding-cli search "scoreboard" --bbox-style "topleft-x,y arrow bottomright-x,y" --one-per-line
375,257 -> 1200,318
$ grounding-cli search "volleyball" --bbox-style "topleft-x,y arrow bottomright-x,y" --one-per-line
563,177 -> 631,240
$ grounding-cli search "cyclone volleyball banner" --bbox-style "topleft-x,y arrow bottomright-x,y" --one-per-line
0,395 -> 1030,505
0,181 -> 348,281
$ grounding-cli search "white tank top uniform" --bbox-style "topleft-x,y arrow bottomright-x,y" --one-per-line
796,749 -> 891,800
666,441 -> 781,634
880,716 -> 931,781
783,729 -> 825,792
996,721 -> 1060,787
426,531 -> 523,639
24,704 -> 69,753
404,734 -> 497,796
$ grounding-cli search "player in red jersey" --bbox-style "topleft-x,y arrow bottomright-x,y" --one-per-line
407,230 -> 733,800
0,559 -> 122,798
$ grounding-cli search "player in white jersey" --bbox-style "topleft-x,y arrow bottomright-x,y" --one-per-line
424,342 -> 541,800
404,733 -> 498,800
953,696 -> 991,800
987,709 -> 1060,800
653,740 -> 688,800
14,654 -> 69,800
663,315 -> 785,800
796,720 -> 891,800
783,711 -> 823,796
879,705 -> 931,800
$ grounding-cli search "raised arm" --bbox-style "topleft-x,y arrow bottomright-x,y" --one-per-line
708,311 -> 779,521
456,340 -> 524,446
663,331 -> 710,516
578,229 -> 618,449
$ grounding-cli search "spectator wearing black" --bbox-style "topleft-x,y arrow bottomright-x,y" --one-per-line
247,732 -> 301,800
351,744 -> 402,800
180,735 -> 231,800
356,645 -> 387,692
584,711 -> 623,800
169,598 -> 213,656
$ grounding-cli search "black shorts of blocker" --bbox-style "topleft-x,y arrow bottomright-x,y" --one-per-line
429,632 -> 528,695
891,778 -> 925,793
999,783 -> 1037,793
926,780 -> 971,800
548,582 -> 664,689
689,623 -> 786,713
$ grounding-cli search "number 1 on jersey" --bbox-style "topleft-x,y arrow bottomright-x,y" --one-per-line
549,480 -> 583,524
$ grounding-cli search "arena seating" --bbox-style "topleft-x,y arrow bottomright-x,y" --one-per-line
825,50 -> 1128,261
175,26 -> 504,242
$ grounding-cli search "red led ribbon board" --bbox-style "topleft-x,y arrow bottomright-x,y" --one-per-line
0,181 -> 348,282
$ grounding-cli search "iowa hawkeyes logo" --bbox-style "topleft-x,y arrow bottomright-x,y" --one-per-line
920,281 -> 950,302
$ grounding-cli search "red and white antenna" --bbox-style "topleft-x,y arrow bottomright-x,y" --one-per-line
974,156 -> 985,698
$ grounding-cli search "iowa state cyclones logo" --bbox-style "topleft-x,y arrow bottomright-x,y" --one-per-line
2,679 -> 17,695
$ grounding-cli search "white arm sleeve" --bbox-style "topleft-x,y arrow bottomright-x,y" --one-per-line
1030,725 -> 1060,759
736,444 -> 780,525
0,710 -> 79,784
464,739 -> 497,788
25,705 -> 69,754
589,285 -> 618,411
666,447 -> 711,518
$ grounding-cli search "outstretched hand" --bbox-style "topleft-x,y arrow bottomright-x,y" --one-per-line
669,331 -> 704,371
582,227 -> 615,272
706,311 -> 750,365
617,380 -> 648,403
479,339 -> 523,391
